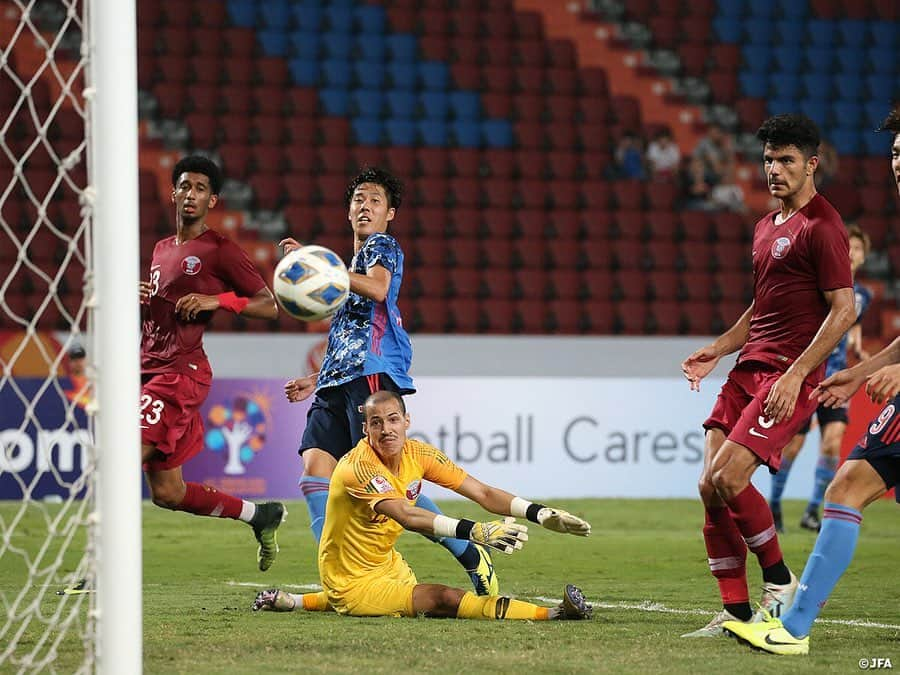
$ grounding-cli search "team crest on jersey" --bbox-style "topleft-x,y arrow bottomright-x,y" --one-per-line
369,475 -> 393,494
770,237 -> 791,259
182,255 -> 202,275
405,479 -> 421,500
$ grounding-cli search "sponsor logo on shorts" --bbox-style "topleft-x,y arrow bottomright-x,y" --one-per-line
405,479 -> 421,501
748,427 -> 769,439
370,475 -> 393,494
181,255 -> 202,275
771,237 -> 791,259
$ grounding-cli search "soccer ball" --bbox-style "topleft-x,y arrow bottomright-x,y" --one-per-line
273,245 -> 350,321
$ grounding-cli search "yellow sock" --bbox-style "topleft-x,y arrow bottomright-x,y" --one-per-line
301,591 -> 332,612
456,592 -> 550,621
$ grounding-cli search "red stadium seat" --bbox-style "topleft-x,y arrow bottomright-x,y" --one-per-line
612,180 -> 643,210
512,238 -> 546,269
515,299 -> 547,333
482,148 -> 516,179
481,269 -> 515,299
514,122 -> 545,150
481,92 -> 513,119
648,301 -> 684,334
513,268 -> 548,300
448,268 -> 481,299
482,179 -> 516,209
449,177 -> 481,208
513,11 -> 543,40
480,239 -> 513,268
515,211 -> 548,239
615,301 -> 648,335
412,299 -> 449,332
614,269 -> 649,302
512,94 -> 543,123
515,40 -> 546,68
449,238 -> 481,268
548,269 -> 581,300
483,66 -> 515,95
581,270 -> 614,302
448,148 -> 480,178
713,271 -> 752,303
685,300 -> 716,334
547,240 -> 581,270
446,207 -> 482,239
479,208 -> 515,238
680,211 -> 712,242
481,299 -> 515,333
547,299 -> 582,334
645,241 -> 679,270
516,179 -> 550,210
583,300 -> 614,333
648,270 -> 680,301
680,270 -> 714,302
480,39 -> 514,67
549,210 -> 586,239
407,268 -> 448,300
410,239 -> 448,268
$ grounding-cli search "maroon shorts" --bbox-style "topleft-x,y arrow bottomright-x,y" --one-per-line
141,373 -> 210,472
704,362 -> 819,472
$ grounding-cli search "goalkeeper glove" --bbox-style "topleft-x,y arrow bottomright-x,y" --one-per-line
433,515 -> 528,554
510,497 -> 592,536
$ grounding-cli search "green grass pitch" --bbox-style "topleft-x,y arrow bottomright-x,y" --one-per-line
2,498 -> 898,673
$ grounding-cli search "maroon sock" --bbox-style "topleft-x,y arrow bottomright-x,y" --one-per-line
176,482 -> 242,519
725,484 -> 784,569
703,506 -> 749,604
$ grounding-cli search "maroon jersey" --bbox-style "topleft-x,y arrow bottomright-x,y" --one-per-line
739,194 -> 852,382
141,229 -> 266,383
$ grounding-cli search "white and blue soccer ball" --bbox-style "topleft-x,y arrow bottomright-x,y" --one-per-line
273,245 -> 350,321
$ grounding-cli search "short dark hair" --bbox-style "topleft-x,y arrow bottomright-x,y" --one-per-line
755,114 -> 821,158
878,107 -> 900,136
171,155 -> 223,194
345,166 -> 403,210
363,390 -> 407,418
847,224 -> 871,255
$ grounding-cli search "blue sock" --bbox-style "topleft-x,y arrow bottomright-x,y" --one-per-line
415,493 -> 471,559
299,476 -> 330,543
807,455 -> 838,513
769,457 -> 793,511
782,502 -> 862,638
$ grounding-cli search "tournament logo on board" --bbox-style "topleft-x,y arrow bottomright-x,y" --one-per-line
204,393 -> 270,475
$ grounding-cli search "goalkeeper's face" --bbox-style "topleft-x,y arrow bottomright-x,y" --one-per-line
363,399 -> 410,459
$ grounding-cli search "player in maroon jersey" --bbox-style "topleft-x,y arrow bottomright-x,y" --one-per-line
680,115 -> 857,637
139,155 -> 283,571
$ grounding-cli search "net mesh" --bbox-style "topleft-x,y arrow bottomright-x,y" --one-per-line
0,0 -> 95,672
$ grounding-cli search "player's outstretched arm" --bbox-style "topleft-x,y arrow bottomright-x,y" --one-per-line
375,498 -> 528,555
814,338 -> 900,407
174,287 -> 278,321
453,476 -> 592,537
681,303 -> 753,391
285,373 -> 318,403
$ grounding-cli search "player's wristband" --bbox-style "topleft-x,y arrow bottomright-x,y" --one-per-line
510,497 -> 548,524
433,515 -> 475,540
217,292 -> 249,314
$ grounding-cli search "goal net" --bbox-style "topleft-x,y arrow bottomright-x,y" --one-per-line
1,0 -> 141,672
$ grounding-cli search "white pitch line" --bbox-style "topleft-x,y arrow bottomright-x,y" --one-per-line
227,580 -> 899,630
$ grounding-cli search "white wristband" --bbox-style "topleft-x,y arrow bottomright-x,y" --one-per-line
510,497 -> 532,519
433,514 -> 460,539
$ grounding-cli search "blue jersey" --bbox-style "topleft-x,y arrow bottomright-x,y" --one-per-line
824,281 -> 872,376
316,233 -> 415,394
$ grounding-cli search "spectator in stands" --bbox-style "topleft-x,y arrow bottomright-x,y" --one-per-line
645,128 -> 681,180
693,122 -> 736,186
814,139 -> 839,189
682,156 -> 714,210
612,131 -> 646,180
708,164 -> 746,213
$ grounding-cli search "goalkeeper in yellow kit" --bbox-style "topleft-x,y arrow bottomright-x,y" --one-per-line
253,390 -> 593,620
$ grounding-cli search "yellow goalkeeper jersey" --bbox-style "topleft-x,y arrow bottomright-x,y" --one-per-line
318,437 -> 467,592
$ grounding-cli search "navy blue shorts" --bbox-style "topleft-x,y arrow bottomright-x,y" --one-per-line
299,374 -> 402,460
797,402 -> 850,435
847,395 -> 900,502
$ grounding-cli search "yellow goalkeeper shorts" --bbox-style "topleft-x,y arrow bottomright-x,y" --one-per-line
325,551 -> 418,618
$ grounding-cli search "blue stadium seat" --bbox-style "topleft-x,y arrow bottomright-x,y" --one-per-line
449,91 -> 481,120
354,61 -> 386,89
258,30 -> 289,57
831,101 -> 863,128
870,21 -> 897,48
834,74 -> 863,99
319,88 -> 350,116
772,47 -> 802,74
801,73 -> 831,100
863,101 -> 887,128
353,5 -> 387,33
864,74 -> 889,98
799,100 -> 827,127
419,91 -> 449,120
712,17 -> 743,43
774,19 -> 803,45
866,46 -> 895,75
385,90 -> 418,118
807,20 -> 835,46
291,5 -> 323,31
352,118 -> 383,146
741,45 -> 773,73
387,34 -> 418,63
288,31 -> 320,60
352,89 -> 385,117
288,58 -> 319,86
838,19 -> 868,47
385,120 -> 417,146
321,59 -> 352,87
780,0 -> 807,19
835,47 -> 865,74
482,119 -> 514,148
226,0 -> 255,28
259,0 -> 291,29
738,72 -> 768,98
742,18 -> 772,45
418,62 -> 450,91
320,31 -> 352,60
716,0 -> 746,18
418,120 -> 448,146
451,120 -> 481,148
766,98 -> 795,116
746,0 -> 777,17
861,129 -> 885,156
324,6 -> 353,32
803,46 -> 835,74
355,36 -> 386,63
387,63 -> 417,90
769,73 -> 801,100
830,128 -> 861,155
